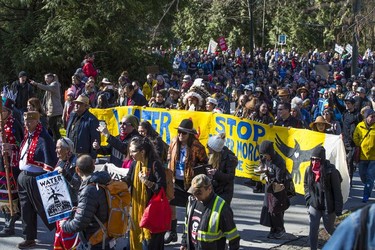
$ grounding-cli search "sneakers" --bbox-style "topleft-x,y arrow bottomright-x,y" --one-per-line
267,232 -> 275,239
274,229 -> 286,239
17,240 -> 36,249
0,227 -> 15,237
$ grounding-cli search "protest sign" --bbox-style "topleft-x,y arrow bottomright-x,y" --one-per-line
36,171 -> 73,223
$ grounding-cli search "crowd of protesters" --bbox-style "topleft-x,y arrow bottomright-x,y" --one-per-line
0,45 -> 374,249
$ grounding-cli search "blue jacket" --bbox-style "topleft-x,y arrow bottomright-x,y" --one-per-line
323,204 -> 375,249
66,109 -> 100,159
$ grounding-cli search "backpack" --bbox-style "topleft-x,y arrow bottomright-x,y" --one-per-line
88,181 -> 131,246
152,162 -> 174,201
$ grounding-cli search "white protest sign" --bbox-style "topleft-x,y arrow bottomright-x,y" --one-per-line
36,171 -> 73,224
345,44 -> 353,54
100,163 -> 129,181
334,44 -> 344,54
207,39 -> 218,54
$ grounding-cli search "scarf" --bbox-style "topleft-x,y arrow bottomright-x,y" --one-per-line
130,160 -> 150,249
20,123 -> 53,171
312,161 -> 321,182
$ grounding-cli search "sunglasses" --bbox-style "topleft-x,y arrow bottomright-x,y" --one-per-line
311,157 -> 321,162
119,122 -> 132,126
178,130 -> 187,135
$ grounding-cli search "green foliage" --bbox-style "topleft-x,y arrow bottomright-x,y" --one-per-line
0,0 -> 373,86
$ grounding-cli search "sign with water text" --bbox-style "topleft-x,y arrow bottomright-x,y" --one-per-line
36,171 -> 73,223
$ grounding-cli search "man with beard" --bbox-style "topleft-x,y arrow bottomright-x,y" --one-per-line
93,114 -> 140,168
66,95 -> 100,159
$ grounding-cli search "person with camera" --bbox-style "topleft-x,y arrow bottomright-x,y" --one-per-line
258,140 -> 290,239
206,133 -> 238,205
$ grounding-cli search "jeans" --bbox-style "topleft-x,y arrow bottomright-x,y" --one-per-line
358,160 -> 375,198
308,206 -> 336,250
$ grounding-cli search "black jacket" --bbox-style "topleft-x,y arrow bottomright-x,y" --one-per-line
342,109 -> 361,150
304,161 -> 343,215
66,109 -> 100,159
62,171 -> 111,241
96,129 -> 140,167
124,159 -> 166,203
181,193 -> 240,250
10,80 -> 35,112
212,147 -> 238,204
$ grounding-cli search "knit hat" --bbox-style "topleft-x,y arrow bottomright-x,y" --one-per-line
364,109 -> 375,119
259,140 -> 274,156
123,114 -> 139,129
311,146 -> 326,161
207,133 -> 226,152
18,71 -> 27,78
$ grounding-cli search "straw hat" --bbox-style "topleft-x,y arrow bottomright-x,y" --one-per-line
309,116 -> 331,130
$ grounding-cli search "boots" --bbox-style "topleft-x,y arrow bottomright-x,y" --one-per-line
0,212 -> 18,237
164,219 -> 178,244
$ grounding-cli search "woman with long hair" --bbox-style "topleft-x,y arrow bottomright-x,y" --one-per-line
27,97 -> 48,128
124,136 -> 167,250
322,108 -> 342,135
164,119 -> 208,244
207,133 -> 238,204
138,120 -> 167,163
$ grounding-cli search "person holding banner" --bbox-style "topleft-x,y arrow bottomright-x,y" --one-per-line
165,119 -> 208,244
0,92 -> 24,237
17,111 -> 57,249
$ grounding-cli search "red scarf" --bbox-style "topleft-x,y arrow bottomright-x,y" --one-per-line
312,161 -> 321,182
20,123 -> 54,171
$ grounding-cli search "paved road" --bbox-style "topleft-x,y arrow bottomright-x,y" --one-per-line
0,169 -> 369,250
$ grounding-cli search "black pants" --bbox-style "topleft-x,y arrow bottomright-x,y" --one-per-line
17,171 -> 55,240
148,232 -> 166,250
48,115 -> 62,143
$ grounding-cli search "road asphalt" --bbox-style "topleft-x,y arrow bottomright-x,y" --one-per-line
0,166 -> 369,250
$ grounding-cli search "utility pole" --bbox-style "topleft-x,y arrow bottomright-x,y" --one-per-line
262,0 -> 266,48
248,0 -> 254,61
351,0 -> 361,76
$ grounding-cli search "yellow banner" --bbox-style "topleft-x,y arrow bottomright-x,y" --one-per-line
90,106 -> 348,196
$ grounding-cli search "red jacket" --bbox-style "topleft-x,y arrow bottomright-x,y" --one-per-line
82,60 -> 98,78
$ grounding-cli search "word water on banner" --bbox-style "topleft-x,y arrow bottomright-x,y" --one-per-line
36,171 -> 73,224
